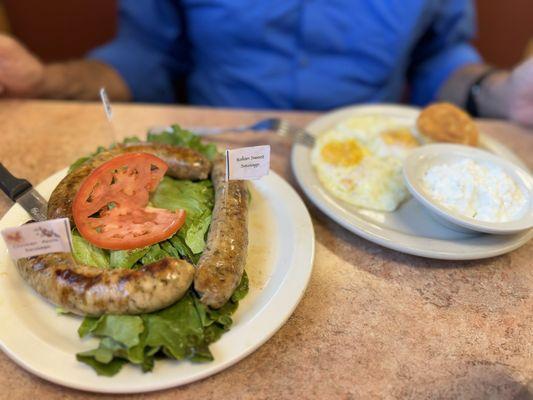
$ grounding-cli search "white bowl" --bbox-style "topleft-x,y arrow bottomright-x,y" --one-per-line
403,144 -> 533,235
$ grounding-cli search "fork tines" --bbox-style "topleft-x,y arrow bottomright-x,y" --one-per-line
275,120 -> 315,147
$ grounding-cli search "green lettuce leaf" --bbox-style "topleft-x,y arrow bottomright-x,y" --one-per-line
231,271 -> 249,302
78,316 -> 101,337
78,314 -> 144,348
169,235 -> 199,264
151,178 -> 214,217
71,230 -> 110,268
160,240 -> 181,259
121,136 -> 141,144
151,177 -> 214,256
109,247 -> 150,269
143,292 -> 205,359
140,243 -> 171,265
183,210 -> 212,254
76,354 -> 126,377
147,124 -> 218,160
68,146 -> 106,173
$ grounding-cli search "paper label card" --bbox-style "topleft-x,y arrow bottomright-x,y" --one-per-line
225,145 -> 271,180
1,218 -> 73,260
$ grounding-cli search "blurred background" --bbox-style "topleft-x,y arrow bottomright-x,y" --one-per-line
0,0 -> 531,68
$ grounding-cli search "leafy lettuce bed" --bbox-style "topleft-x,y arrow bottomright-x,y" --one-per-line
76,275 -> 248,376
68,125 -> 248,376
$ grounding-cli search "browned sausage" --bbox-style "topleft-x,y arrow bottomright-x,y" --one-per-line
194,156 -> 249,308
17,254 -> 194,316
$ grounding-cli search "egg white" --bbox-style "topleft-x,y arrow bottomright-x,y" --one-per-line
311,115 -> 419,212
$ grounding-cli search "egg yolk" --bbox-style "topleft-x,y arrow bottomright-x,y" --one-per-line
321,140 -> 365,167
381,128 -> 419,147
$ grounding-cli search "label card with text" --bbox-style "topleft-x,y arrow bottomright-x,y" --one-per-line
1,218 -> 73,260
225,145 -> 271,180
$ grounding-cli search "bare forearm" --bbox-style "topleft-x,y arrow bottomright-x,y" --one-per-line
438,64 -> 510,119
37,60 -> 132,101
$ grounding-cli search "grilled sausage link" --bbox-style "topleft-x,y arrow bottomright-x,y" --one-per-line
17,255 -> 194,316
194,156 -> 249,308
47,142 -> 211,223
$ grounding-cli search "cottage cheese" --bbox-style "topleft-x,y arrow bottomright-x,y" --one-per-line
423,159 -> 527,222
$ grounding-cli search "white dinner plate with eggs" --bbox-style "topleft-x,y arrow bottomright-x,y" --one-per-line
292,104 -> 532,260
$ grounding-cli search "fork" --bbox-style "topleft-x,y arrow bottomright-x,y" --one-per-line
188,118 -> 315,147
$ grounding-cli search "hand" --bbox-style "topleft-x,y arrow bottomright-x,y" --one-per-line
0,34 -> 44,97
504,58 -> 533,126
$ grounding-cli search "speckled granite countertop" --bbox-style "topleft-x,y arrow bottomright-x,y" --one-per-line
0,100 -> 531,400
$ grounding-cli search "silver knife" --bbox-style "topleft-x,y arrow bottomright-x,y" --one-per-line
0,163 -> 48,221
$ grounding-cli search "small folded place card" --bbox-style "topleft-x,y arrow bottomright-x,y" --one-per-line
225,145 -> 271,180
1,218 -> 73,260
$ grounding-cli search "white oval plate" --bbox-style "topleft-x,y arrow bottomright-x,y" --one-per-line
291,104 -> 532,260
0,169 -> 315,393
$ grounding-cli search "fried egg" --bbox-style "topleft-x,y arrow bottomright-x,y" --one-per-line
311,115 -> 419,212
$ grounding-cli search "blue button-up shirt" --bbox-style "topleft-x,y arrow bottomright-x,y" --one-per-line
90,0 -> 481,110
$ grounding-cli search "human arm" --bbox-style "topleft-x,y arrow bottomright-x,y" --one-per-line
439,59 -> 533,125
408,0 -> 481,108
0,0 -> 186,103
408,0 -> 533,126
0,34 -> 131,100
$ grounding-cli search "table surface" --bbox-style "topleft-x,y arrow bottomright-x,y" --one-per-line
0,100 -> 532,400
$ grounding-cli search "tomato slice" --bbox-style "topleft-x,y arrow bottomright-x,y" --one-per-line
72,152 -> 186,250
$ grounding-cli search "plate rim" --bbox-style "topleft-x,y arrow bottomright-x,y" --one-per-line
0,169 -> 315,393
291,103 -> 532,260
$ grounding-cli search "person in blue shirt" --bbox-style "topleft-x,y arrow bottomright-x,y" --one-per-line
0,0 -> 532,124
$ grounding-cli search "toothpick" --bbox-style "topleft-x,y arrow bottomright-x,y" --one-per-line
225,149 -> 230,183
224,149 -> 230,209
99,87 -> 118,145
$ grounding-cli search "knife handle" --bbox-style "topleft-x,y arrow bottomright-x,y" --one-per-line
0,163 -> 32,201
